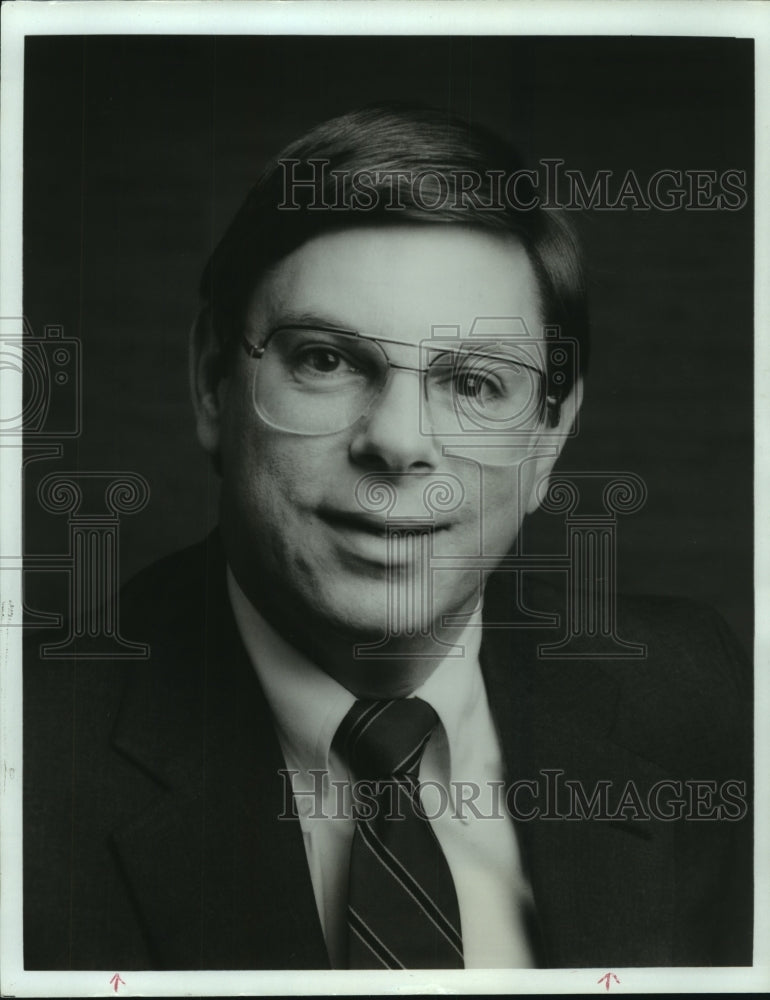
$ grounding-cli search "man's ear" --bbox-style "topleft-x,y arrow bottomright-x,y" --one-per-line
189,307 -> 225,457
524,377 -> 584,515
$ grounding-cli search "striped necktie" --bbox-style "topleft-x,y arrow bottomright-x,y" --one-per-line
336,698 -> 464,969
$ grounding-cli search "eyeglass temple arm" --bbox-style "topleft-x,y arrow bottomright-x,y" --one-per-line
242,336 -> 265,359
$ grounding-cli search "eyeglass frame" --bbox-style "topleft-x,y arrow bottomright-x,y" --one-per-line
240,322 -> 564,433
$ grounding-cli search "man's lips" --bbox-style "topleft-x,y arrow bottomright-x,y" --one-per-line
317,508 -> 457,570
319,509 -> 454,535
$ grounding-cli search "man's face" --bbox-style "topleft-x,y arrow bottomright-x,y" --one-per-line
199,225 -> 571,641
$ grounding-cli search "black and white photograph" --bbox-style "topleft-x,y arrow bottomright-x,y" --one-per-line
0,1 -> 766,995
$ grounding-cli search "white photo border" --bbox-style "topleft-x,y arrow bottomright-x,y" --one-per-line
1,1 -> 768,996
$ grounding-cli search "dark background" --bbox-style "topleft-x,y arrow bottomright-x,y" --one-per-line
22,35 -> 753,651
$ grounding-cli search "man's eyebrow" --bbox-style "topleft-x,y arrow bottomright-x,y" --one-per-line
264,310 -> 359,333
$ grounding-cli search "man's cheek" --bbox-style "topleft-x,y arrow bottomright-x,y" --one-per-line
479,492 -> 525,553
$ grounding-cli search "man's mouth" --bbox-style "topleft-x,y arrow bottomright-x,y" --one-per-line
319,509 -> 453,536
318,508 -> 455,568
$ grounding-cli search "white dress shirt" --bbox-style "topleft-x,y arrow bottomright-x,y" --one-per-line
228,569 -> 537,969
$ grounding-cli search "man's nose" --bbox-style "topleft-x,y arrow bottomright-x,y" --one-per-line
348,369 -> 440,471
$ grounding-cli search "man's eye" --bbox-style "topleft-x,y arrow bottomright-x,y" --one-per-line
453,366 -> 503,403
293,345 -> 360,377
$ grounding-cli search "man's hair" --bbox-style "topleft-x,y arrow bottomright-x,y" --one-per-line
199,103 -> 589,404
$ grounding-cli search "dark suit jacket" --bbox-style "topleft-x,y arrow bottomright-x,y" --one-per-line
23,533 -> 753,970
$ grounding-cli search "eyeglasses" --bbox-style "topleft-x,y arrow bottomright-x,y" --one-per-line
241,324 -> 559,438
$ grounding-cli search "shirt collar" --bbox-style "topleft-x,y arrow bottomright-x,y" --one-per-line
227,568 -> 355,774
227,567 -> 483,777
411,618 -> 484,773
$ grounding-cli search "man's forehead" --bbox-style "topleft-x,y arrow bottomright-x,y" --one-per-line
245,226 -> 543,343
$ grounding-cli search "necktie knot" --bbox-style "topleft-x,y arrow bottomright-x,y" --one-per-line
336,698 -> 439,781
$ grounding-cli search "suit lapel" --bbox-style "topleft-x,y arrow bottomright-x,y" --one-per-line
110,538 -> 329,970
480,576 -> 675,968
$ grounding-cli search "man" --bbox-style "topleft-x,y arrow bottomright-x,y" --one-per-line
24,105 -> 752,970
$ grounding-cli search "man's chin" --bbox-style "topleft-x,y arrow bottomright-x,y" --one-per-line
304,578 -> 473,648
312,598 -> 399,646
